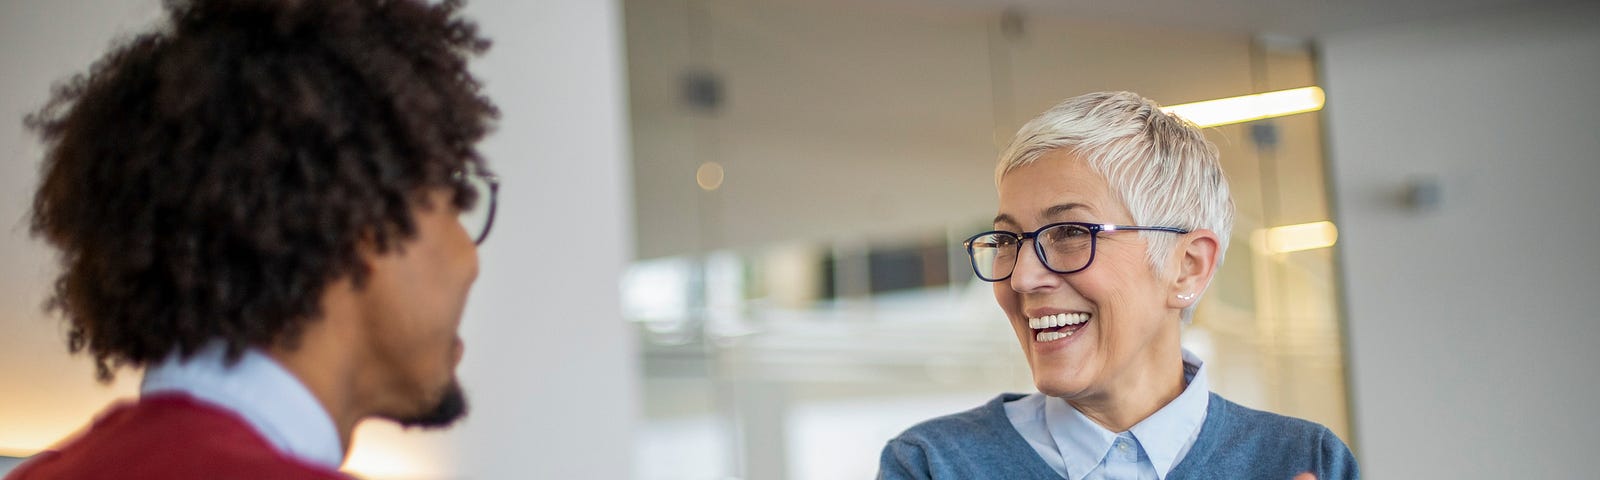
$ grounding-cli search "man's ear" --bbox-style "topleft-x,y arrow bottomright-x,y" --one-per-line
1168,229 -> 1221,310
347,227 -> 394,292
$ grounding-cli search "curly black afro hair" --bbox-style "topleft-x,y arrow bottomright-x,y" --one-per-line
26,0 -> 498,381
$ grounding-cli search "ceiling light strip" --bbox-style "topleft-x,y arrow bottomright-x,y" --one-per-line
1162,86 -> 1326,128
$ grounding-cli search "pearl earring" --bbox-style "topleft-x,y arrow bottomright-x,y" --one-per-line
1177,293 -> 1196,301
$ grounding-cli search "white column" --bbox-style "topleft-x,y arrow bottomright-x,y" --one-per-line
452,0 -> 638,477
1321,3 -> 1600,478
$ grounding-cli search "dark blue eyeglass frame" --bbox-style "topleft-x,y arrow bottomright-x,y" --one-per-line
962,222 -> 1190,281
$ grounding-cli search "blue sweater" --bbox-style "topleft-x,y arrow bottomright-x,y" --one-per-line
880,393 -> 1358,479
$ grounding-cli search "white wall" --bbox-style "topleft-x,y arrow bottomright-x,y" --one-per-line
0,0 -> 636,478
1321,3 -> 1600,478
450,0 -> 637,477
0,0 -> 158,458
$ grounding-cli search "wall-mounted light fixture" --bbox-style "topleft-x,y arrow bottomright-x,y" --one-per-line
1162,86 -> 1326,128
696,162 -> 725,191
1255,220 -> 1339,254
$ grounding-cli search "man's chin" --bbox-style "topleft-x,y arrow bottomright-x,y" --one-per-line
393,379 -> 468,429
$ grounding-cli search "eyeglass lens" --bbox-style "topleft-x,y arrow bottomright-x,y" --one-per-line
968,224 -> 1096,280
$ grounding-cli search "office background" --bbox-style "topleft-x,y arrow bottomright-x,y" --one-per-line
2,0 -> 1597,478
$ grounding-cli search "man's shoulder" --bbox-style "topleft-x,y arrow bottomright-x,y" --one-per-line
6,395 -> 347,480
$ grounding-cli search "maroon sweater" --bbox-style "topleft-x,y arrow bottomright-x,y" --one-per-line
6,394 -> 348,479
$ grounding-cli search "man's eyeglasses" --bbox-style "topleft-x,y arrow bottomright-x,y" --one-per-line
963,222 -> 1189,282
453,167 -> 500,245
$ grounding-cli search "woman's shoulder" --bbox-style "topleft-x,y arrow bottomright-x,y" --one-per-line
879,393 -> 1059,480
888,393 -> 1025,447
1176,392 -> 1359,480
1204,393 -> 1339,441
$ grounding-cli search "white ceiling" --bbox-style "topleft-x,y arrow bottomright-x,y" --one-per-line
872,0 -> 1589,37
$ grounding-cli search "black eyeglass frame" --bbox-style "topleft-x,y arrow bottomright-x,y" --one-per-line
962,222 -> 1190,281
452,167 -> 500,245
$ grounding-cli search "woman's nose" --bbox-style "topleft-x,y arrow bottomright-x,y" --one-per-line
1008,240 -> 1061,293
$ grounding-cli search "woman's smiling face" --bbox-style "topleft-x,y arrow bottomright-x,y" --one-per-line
993,149 -> 1185,403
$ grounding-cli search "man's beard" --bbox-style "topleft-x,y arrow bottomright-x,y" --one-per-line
396,379 -> 468,429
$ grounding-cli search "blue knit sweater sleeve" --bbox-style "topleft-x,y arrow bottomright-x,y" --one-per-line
1316,426 -> 1360,480
878,438 -> 933,480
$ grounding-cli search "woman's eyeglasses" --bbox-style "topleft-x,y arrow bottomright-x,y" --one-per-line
963,222 -> 1189,281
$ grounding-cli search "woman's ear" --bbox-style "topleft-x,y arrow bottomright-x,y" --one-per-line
1168,229 -> 1221,310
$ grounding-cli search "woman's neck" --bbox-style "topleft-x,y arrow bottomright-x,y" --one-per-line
1065,343 -> 1187,432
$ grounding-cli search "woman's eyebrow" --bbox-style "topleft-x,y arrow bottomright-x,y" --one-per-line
1043,203 -> 1091,218
994,203 -> 1094,227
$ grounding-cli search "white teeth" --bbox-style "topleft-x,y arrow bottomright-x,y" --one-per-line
1034,329 -> 1077,342
1028,313 -> 1091,330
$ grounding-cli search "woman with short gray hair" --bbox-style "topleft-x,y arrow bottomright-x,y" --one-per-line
878,91 -> 1357,479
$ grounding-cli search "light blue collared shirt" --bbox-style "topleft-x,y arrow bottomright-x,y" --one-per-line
1004,349 -> 1210,480
140,341 -> 344,470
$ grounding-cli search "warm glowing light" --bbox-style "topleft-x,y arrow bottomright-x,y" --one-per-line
1259,221 -> 1339,253
338,422 -> 453,480
0,419 -> 102,460
1162,86 -> 1325,128
695,162 -> 724,191
342,442 -> 426,479
0,445 -> 39,458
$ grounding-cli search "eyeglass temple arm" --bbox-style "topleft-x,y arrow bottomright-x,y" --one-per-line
1100,224 -> 1190,234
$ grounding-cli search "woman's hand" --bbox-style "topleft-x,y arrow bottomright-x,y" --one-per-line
1294,473 -> 1316,480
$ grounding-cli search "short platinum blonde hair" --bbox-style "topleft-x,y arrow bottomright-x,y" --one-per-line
996,91 -> 1235,321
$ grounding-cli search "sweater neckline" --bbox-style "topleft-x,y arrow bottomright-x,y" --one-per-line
989,392 -> 1232,480
1154,392 -> 1230,479
988,393 -> 1073,478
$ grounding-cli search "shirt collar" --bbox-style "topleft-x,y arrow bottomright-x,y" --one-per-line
1128,348 -> 1210,479
141,340 -> 344,470
1044,348 -> 1211,480
1046,394 -> 1119,480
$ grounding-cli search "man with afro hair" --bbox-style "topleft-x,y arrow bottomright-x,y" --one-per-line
8,0 -> 500,477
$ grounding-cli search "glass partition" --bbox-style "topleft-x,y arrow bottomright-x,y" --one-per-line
624,1 -> 1351,477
